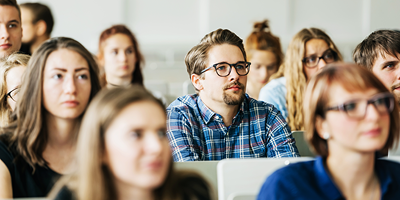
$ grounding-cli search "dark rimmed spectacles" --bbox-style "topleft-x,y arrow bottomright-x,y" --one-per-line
7,87 -> 19,102
302,49 -> 338,68
200,61 -> 251,77
326,92 -> 394,120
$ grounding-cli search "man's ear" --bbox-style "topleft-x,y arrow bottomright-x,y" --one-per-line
191,74 -> 204,91
35,20 -> 47,37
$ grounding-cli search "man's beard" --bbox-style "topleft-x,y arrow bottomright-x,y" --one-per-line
391,82 -> 400,106
222,81 -> 245,105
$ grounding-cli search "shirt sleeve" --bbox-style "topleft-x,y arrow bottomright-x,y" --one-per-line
166,107 -> 202,162
265,105 -> 300,158
259,81 -> 288,119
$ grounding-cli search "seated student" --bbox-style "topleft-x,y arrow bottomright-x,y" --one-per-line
259,28 -> 342,130
97,25 -> 144,88
167,28 -> 299,162
20,2 -> 54,55
48,86 -> 212,200
0,0 -> 22,58
0,37 -> 101,198
0,52 -> 30,126
353,30 -> 400,103
244,20 -> 283,100
257,63 -> 400,200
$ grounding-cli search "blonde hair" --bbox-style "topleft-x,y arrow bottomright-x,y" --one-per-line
0,53 -> 30,126
49,86 -> 212,200
245,20 -> 283,71
303,63 -> 399,156
282,28 -> 342,131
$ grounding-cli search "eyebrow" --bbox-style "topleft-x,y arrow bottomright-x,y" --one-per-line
380,60 -> 399,67
305,49 -> 332,57
52,67 -> 89,72
8,20 -> 19,24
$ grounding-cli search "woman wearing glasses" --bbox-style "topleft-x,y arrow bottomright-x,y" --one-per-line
259,28 -> 342,131
0,37 -> 101,198
0,53 -> 30,126
257,63 -> 400,199
244,20 -> 283,100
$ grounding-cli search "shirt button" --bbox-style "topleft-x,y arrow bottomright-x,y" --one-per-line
215,116 -> 219,119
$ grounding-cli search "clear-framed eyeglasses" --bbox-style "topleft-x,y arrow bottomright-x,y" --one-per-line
302,49 -> 338,68
200,61 -> 251,77
325,92 -> 394,120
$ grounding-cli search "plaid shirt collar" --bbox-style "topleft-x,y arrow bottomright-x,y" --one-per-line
196,94 -> 247,125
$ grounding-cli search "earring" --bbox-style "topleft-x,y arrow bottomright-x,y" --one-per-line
323,132 -> 330,140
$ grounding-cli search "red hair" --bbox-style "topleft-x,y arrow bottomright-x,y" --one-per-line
98,25 -> 144,86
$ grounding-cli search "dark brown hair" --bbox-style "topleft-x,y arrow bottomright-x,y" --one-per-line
304,63 -> 399,156
0,0 -> 20,19
245,20 -> 283,69
3,37 -> 101,169
353,30 -> 400,70
98,25 -> 144,86
20,2 -> 54,36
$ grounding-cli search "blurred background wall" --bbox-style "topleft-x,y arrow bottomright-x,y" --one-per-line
18,0 -> 400,103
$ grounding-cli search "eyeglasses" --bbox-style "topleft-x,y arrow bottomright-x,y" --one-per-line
200,61 -> 251,77
326,92 -> 394,120
302,49 -> 338,68
7,87 -> 19,102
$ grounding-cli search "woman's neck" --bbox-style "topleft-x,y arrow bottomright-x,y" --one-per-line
326,147 -> 379,200
106,75 -> 132,88
45,114 -> 78,147
115,180 -> 154,200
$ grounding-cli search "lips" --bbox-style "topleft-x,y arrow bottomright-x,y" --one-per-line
363,128 -> 381,137
63,100 -> 79,107
0,43 -> 11,49
145,160 -> 163,170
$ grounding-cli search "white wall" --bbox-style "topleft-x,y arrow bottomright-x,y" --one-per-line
17,0 -> 400,102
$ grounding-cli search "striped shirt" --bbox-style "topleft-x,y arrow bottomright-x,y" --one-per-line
167,94 -> 299,161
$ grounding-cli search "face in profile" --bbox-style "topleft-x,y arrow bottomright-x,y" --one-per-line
302,39 -> 334,80
102,33 -> 136,82
198,44 -> 247,106
103,100 -> 171,190
0,5 -> 22,58
6,65 -> 25,110
371,52 -> 400,101
318,84 -> 391,153
248,50 -> 278,86
42,48 -> 92,120
20,7 -> 35,44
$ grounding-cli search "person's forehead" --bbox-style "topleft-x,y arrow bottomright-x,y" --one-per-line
373,51 -> 400,67
0,5 -> 20,23
207,44 -> 244,64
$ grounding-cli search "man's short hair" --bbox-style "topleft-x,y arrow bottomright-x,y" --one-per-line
185,29 -> 247,79
0,0 -> 20,19
353,30 -> 400,70
20,3 -> 54,36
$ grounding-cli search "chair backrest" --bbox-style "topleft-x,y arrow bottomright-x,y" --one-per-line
217,157 -> 313,200
174,161 -> 219,200
292,131 -> 315,157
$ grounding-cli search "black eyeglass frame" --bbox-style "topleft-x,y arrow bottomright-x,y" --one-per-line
200,61 -> 251,77
325,92 -> 394,119
7,87 -> 19,102
302,49 -> 338,68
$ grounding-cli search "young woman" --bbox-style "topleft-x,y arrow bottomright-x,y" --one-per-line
259,28 -> 342,130
98,24 -> 144,88
49,86 -> 211,200
0,53 -> 30,126
0,37 -> 101,198
258,63 -> 400,199
245,20 -> 283,100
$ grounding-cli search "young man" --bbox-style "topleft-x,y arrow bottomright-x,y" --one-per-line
167,29 -> 299,161
20,2 -> 54,55
353,30 -> 400,101
0,0 -> 22,58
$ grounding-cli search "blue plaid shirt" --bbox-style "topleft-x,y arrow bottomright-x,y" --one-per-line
167,94 -> 299,161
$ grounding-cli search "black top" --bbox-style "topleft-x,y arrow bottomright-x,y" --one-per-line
0,140 -> 61,198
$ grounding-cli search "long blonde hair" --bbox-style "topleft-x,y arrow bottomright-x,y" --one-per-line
49,86 -> 211,200
0,53 -> 30,126
281,28 -> 342,131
